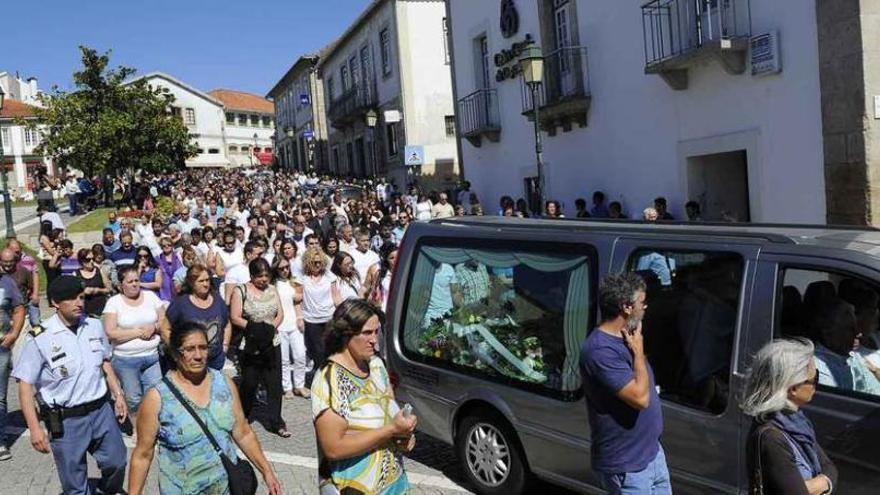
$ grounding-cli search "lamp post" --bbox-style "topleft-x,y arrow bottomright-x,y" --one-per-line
252,132 -> 259,167
285,127 -> 294,170
518,45 -> 545,215
0,87 -> 15,238
365,109 -> 378,179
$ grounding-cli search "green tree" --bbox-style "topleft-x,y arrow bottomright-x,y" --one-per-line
30,46 -> 195,177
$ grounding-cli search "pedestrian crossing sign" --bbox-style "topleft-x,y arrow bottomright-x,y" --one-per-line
404,145 -> 425,167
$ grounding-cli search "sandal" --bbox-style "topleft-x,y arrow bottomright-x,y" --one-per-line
277,427 -> 292,438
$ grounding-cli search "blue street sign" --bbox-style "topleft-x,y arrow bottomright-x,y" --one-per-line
300,94 -> 310,105
303,130 -> 315,139
404,145 -> 425,167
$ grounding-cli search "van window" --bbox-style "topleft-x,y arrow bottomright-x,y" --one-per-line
777,268 -> 880,400
401,241 -> 593,398
627,249 -> 744,414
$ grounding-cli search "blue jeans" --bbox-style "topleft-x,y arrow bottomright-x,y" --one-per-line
599,446 -> 672,495
27,301 -> 40,327
68,193 -> 78,215
111,353 -> 161,413
0,346 -> 10,446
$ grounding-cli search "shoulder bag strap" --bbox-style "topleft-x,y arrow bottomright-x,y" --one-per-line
753,423 -> 771,495
162,376 -> 225,455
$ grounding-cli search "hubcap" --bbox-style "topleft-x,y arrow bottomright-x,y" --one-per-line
465,422 -> 511,487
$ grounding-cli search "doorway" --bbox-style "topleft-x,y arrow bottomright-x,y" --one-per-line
687,150 -> 750,222
355,138 -> 367,178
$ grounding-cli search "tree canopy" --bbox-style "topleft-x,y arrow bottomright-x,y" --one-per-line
31,46 -> 196,177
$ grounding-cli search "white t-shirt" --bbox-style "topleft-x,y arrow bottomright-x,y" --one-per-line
298,272 -> 338,323
216,247 -> 244,272
415,201 -> 433,222
276,279 -> 298,332
337,276 -> 362,301
223,263 -> 251,297
350,248 -> 380,283
103,291 -> 164,357
177,217 -> 200,235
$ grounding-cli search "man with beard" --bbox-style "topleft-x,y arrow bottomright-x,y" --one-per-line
580,273 -> 670,494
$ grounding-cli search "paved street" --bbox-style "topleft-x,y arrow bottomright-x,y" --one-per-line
2,369 -> 476,494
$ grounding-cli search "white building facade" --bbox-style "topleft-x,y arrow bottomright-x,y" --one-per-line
0,98 -> 53,196
131,73 -> 275,168
448,0 -> 827,223
320,0 -> 460,189
0,72 -> 42,106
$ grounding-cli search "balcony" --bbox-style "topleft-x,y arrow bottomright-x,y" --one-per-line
642,0 -> 751,90
327,81 -> 378,129
457,89 -> 501,147
521,46 -> 591,136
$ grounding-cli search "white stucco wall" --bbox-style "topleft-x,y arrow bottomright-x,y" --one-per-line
396,0 -> 459,184
143,75 -> 228,167
449,0 -> 826,223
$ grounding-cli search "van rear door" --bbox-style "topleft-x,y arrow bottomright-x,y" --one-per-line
612,237 -> 760,494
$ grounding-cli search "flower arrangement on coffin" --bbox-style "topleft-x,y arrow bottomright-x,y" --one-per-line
417,304 -> 546,382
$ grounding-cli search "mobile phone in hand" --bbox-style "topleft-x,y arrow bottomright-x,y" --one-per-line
402,403 -> 413,418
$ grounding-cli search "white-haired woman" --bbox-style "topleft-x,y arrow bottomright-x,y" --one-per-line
740,339 -> 837,495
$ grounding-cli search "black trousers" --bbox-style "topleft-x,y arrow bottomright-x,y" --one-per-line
304,320 -> 328,377
239,346 -> 285,431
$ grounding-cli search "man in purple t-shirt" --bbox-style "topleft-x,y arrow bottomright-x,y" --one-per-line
580,273 -> 671,494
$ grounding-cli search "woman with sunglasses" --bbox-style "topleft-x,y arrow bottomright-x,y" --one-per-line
273,257 -> 309,399
76,248 -> 112,317
136,246 -> 163,297
294,248 -> 342,378
740,339 -> 837,495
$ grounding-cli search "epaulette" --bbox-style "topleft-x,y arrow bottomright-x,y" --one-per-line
28,325 -> 44,337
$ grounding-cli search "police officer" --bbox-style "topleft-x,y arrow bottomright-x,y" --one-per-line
13,277 -> 128,495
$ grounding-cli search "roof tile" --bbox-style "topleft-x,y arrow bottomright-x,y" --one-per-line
0,98 -> 38,119
208,89 -> 274,113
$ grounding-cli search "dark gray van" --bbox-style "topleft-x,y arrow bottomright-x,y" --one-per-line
383,217 -> 880,494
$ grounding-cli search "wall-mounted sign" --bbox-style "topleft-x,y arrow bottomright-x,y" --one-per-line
493,34 -> 535,82
299,93 -> 310,105
751,31 -> 782,77
500,0 -> 519,39
404,145 -> 425,167
384,110 -> 402,123
303,130 -> 315,139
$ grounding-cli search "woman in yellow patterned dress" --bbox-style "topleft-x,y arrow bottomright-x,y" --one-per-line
312,299 -> 417,494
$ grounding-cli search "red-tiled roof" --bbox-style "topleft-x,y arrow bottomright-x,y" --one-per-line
0,98 -> 38,119
208,89 -> 274,113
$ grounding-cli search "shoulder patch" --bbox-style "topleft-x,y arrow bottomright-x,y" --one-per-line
28,325 -> 44,337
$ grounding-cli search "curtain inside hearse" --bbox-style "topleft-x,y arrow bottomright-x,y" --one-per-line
402,246 -> 590,391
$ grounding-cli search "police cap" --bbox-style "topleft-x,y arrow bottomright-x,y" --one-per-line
47,276 -> 84,304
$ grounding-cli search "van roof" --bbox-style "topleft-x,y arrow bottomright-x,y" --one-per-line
429,217 -> 880,254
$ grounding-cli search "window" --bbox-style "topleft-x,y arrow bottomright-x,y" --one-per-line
327,77 -> 336,102
250,115 -> 260,126
386,122 -> 399,157
229,145 -> 238,154
341,65 -> 350,92
184,108 -> 196,126
208,148 -> 219,154
170,106 -> 182,120
349,55 -> 360,88
197,148 -> 205,154
241,145 -> 250,154
627,249 -> 744,414
360,46 -> 372,86
226,112 -> 235,124
0,128 -> 9,151
262,116 -> 271,127
445,115 -> 456,137
476,35 -> 491,89
380,28 -> 392,76
332,146 -> 340,171
776,268 -> 880,400
239,114 -> 248,126
24,128 -> 36,147
400,239 -> 593,398
442,17 -> 451,65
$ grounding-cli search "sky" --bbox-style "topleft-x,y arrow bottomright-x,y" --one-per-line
3,0 -> 372,97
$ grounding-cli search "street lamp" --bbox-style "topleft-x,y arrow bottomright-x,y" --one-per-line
365,109 -> 378,178
252,132 -> 258,168
0,87 -> 14,239
519,45 -> 545,216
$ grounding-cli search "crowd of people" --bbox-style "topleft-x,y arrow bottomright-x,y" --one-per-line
0,165 -> 831,494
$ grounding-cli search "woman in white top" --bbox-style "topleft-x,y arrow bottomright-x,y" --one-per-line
414,193 -> 433,222
294,248 -> 342,378
273,257 -> 310,399
103,265 -> 166,416
370,244 -> 399,313
330,252 -> 370,301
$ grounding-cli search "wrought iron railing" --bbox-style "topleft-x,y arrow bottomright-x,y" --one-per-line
327,80 -> 378,125
457,88 -> 501,137
642,0 -> 751,66
521,46 -> 590,113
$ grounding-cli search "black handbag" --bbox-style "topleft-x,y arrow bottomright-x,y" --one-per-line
162,377 -> 258,495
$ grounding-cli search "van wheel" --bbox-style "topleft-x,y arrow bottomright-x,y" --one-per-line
456,413 -> 529,495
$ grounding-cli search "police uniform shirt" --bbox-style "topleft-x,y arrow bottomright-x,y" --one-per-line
0,274 -> 23,338
12,314 -> 111,408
